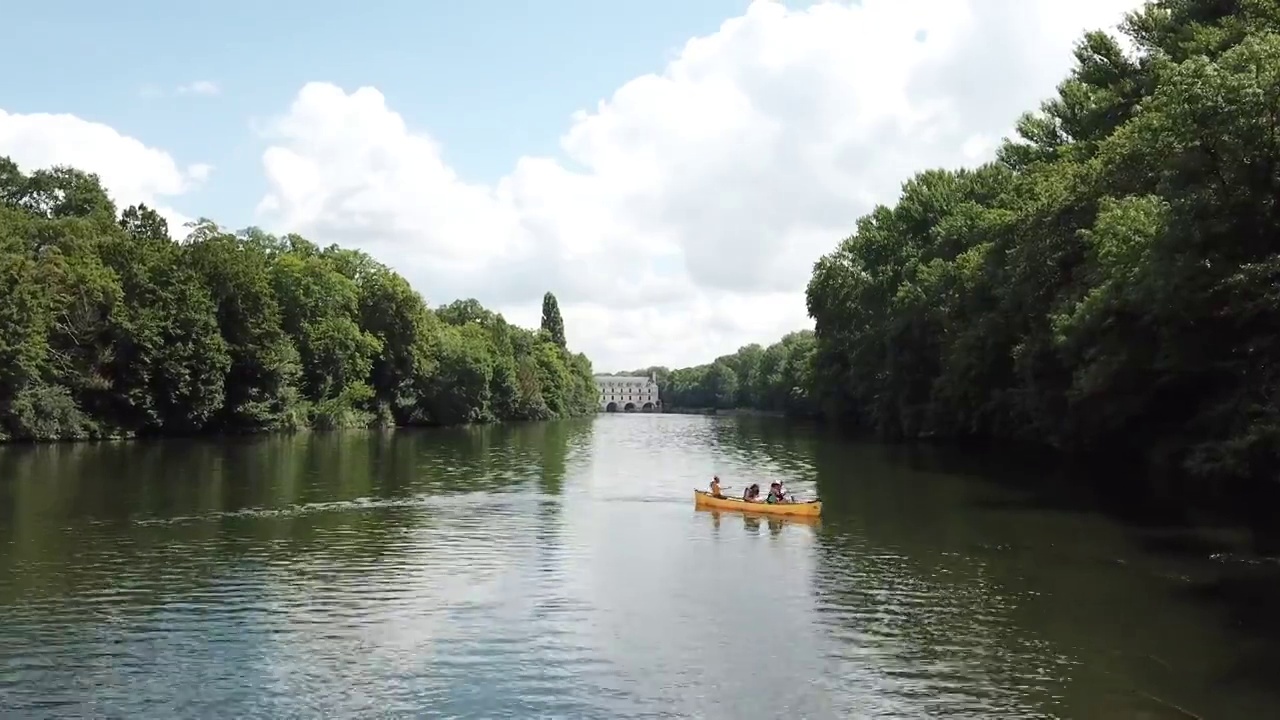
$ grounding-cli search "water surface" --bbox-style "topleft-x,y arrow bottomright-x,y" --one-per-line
1,414 -> 1275,718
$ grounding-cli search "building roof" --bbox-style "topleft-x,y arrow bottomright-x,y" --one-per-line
593,375 -> 654,385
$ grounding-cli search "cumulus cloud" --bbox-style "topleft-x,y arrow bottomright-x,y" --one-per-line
255,0 -> 1141,371
5,0 -> 1142,372
0,108 -> 208,235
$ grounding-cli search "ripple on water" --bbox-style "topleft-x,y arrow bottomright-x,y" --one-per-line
805,535 -> 1083,718
2,417 -> 1270,719
2,493 -> 609,717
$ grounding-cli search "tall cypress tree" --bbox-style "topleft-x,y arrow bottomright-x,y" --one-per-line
541,291 -> 566,348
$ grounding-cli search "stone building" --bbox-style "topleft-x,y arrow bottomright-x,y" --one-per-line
594,374 -> 661,412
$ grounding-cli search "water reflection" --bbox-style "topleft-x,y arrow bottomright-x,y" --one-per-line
698,508 -> 821,534
1,415 -> 1277,718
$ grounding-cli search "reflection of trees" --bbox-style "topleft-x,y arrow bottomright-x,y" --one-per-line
705,415 -> 825,493
0,435 -> 390,606
803,437 -> 1278,718
498,417 -> 593,497
498,418 -> 592,581
0,420 -> 592,715
811,527 -> 1057,716
0,420 -> 589,614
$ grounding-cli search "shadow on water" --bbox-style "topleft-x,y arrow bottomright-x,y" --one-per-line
873,438 -> 1280,701
712,415 -> 1280,717
1178,562 -> 1280,692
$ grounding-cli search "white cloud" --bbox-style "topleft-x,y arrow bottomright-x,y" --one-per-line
139,81 -> 221,99
255,0 -> 1142,371
0,108 -> 207,236
187,163 -> 214,182
176,80 -> 221,97
5,0 -> 1144,373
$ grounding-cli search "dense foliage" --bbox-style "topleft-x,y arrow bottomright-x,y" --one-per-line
0,160 -> 598,441
620,330 -> 818,416
667,0 -> 1280,498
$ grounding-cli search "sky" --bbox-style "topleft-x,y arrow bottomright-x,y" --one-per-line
1,0 -> 1144,372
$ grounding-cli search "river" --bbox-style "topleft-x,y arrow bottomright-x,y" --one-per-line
0,414 -> 1276,718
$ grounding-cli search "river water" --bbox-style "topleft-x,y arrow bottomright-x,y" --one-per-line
1,414 -> 1276,718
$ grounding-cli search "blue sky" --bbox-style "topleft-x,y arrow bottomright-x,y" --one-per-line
6,0 -> 771,228
4,0 -> 1137,369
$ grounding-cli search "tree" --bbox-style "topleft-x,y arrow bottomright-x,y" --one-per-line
798,0 -> 1280,517
0,157 -> 602,442
540,291 -> 566,348
658,0 -> 1280,532
656,333 -> 816,417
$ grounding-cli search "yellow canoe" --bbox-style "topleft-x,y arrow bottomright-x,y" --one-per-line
693,489 -> 822,517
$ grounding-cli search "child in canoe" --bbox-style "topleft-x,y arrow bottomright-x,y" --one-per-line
765,482 -> 792,503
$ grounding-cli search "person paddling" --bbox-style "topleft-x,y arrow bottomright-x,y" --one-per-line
765,481 -> 790,504
709,475 -> 727,498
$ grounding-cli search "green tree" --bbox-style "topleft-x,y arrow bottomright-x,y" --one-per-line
540,291 -> 567,348
657,0 -> 1280,534
656,333 -> 816,416
0,157 -> 602,443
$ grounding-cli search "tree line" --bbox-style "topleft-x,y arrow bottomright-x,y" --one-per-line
655,0 -> 1280,501
619,330 -> 817,416
0,159 -> 598,441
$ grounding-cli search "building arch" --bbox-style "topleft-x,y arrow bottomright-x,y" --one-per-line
594,373 -> 662,413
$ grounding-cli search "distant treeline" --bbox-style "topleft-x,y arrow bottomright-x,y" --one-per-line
646,0 -> 1280,501
0,158 -> 597,441
619,331 -> 817,416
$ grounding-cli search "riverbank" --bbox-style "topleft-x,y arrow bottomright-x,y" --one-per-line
656,407 -> 788,417
0,410 -> 603,447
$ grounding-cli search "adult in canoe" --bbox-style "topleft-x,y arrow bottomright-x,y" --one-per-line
709,476 -> 726,498
742,483 -> 761,502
